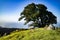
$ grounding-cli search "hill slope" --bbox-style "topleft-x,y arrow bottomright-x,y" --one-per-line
0,28 -> 60,40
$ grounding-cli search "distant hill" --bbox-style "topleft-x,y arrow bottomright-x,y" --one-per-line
0,28 -> 60,40
0,27 -> 28,36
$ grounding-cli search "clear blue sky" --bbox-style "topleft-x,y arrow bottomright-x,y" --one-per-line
0,0 -> 60,28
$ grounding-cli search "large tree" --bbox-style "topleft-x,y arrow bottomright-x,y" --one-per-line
18,3 -> 57,28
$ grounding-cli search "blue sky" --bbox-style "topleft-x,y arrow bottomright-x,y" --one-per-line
0,0 -> 60,28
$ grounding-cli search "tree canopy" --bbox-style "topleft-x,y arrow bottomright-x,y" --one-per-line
18,3 -> 57,28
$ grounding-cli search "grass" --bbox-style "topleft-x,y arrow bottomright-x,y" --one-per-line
0,28 -> 60,40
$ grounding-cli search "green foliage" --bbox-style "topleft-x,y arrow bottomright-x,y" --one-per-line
19,3 -> 57,28
0,28 -> 60,40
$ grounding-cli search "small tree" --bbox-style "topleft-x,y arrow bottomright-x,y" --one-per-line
18,3 -> 57,28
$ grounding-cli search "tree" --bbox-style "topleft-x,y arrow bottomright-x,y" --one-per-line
18,3 -> 57,28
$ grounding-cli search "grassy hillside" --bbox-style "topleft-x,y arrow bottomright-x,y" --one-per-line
0,28 -> 60,40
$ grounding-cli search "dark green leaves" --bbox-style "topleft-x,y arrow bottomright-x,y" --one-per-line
19,3 -> 57,28
18,16 -> 24,21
